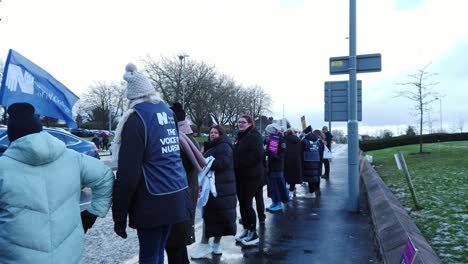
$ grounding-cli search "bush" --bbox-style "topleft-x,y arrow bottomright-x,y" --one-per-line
360,133 -> 468,151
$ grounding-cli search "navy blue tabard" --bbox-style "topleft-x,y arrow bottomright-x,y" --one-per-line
133,102 -> 188,195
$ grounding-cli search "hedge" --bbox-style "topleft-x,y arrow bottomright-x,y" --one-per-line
359,133 -> 468,151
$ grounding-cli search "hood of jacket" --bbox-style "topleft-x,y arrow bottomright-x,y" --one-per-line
304,132 -> 319,141
4,132 -> 66,166
285,134 -> 301,144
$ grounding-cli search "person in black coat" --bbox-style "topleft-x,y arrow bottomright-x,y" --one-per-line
233,115 -> 264,246
301,127 -> 324,197
322,126 -> 333,179
91,133 -> 101,150
112,64 -> 191,264
190,125 -> 237,259
165,103 -> 202,264
283,129 -> 303,195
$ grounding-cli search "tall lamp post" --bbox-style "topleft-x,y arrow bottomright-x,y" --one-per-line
435,97 -> 442,132
178,54 -> 189,110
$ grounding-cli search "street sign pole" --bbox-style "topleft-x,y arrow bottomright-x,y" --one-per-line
348,0 -> 360,212
328,85 -> 332,131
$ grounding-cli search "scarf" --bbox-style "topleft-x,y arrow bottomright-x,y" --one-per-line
111,95 -> 161,163
177,119 -> 194,135
179,133 -> 207,172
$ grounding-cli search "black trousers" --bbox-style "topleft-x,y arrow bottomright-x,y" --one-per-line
255,183 -> 266,221
165,246 -> 189,264
237,180 -> 259,231
323,159 -> 330,176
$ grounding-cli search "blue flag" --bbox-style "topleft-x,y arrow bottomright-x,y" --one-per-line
0,49 -> 79,128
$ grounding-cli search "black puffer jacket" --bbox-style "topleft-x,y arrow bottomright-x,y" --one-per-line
284,134 -> 303,185
301,133 -> 324,182
233,126 -> 264,183
203,135 -> 237,238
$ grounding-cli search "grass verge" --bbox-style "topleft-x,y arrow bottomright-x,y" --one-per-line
367,141 -> 467,264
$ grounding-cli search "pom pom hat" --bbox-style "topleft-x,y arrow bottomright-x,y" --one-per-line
123,63 -> 156,100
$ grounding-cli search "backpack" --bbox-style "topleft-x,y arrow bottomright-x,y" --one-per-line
303,138 -> 321,162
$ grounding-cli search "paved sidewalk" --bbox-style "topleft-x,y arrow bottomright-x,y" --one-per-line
88,144 -> 380,263
188,144 -> 379,264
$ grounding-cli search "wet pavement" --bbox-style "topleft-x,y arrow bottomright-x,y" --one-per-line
83,144 -> 380,263
187,144 -> 379,264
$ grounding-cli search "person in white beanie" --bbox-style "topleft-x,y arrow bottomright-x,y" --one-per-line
264,123 -> 289,212
111,63 -> 192,264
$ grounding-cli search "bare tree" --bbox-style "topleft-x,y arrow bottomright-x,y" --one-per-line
209,75 -> 242,126
244,85 -> 272,121
458,118 -> 465,133
396,63 -> 439,153
142,55 -> 274,134
332,129 -> 346,144
181,62 -> 217,133
451,118 -> 465,133
143,55 -> 185,104
80,81 -> 127,129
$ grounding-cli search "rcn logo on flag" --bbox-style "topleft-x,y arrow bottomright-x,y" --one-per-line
0,49 -> 79,128
5,64 -> 35,95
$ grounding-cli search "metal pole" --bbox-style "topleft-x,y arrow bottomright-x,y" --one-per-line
439,98 -> 442,132
396,151 -> 422,210
108,103 -> 112,132
348,0 -> 360,212
328,85 -> 332,131
178,54 -> 189,110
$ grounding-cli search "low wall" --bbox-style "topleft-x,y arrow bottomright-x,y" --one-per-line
360,157 -> 442,264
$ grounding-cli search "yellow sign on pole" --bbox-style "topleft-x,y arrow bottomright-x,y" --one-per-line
300,116 -> 306,130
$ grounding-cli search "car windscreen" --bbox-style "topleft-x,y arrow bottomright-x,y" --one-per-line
0,129 -> 8,146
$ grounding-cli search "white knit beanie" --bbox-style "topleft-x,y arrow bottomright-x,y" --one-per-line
265,123 -> 282,134
123,63 -> 156,100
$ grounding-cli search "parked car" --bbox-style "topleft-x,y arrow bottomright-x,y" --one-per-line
70,128 -> 94,137
0,127 -> 100,159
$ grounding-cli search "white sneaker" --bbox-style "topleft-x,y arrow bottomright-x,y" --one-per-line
289,192 -> 294,200
241,231 -> 259,246
211,242 -> 222,255
303,192 -> 316,198
235,229 -> 248,242
190,242 -> 212,259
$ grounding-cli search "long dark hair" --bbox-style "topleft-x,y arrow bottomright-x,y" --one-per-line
239,114 -> 255,129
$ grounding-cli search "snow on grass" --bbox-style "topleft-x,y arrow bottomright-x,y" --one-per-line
367,140 -> 468,264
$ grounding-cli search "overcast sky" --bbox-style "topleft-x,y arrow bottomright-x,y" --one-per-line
1,0 -> 467,134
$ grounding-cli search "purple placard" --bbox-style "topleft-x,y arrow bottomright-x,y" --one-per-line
401,239 -> 418,264
268,134 -> 279,155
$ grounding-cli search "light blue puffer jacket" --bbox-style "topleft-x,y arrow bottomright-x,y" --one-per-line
0,132 -> 114,264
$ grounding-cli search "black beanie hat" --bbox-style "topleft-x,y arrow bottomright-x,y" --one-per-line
170,102 -> 186,122
7,103 -> 43,142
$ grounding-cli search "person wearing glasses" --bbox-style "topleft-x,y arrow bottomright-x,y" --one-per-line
233,115 -> 265,246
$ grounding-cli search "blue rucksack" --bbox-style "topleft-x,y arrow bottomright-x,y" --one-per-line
303,138 -> 321,162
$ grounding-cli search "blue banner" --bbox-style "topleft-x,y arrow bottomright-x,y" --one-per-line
0,49 -> 79,128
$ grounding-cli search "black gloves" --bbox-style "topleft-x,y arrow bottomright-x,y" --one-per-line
114,220 -> 128,239
81,210 -> 98,233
